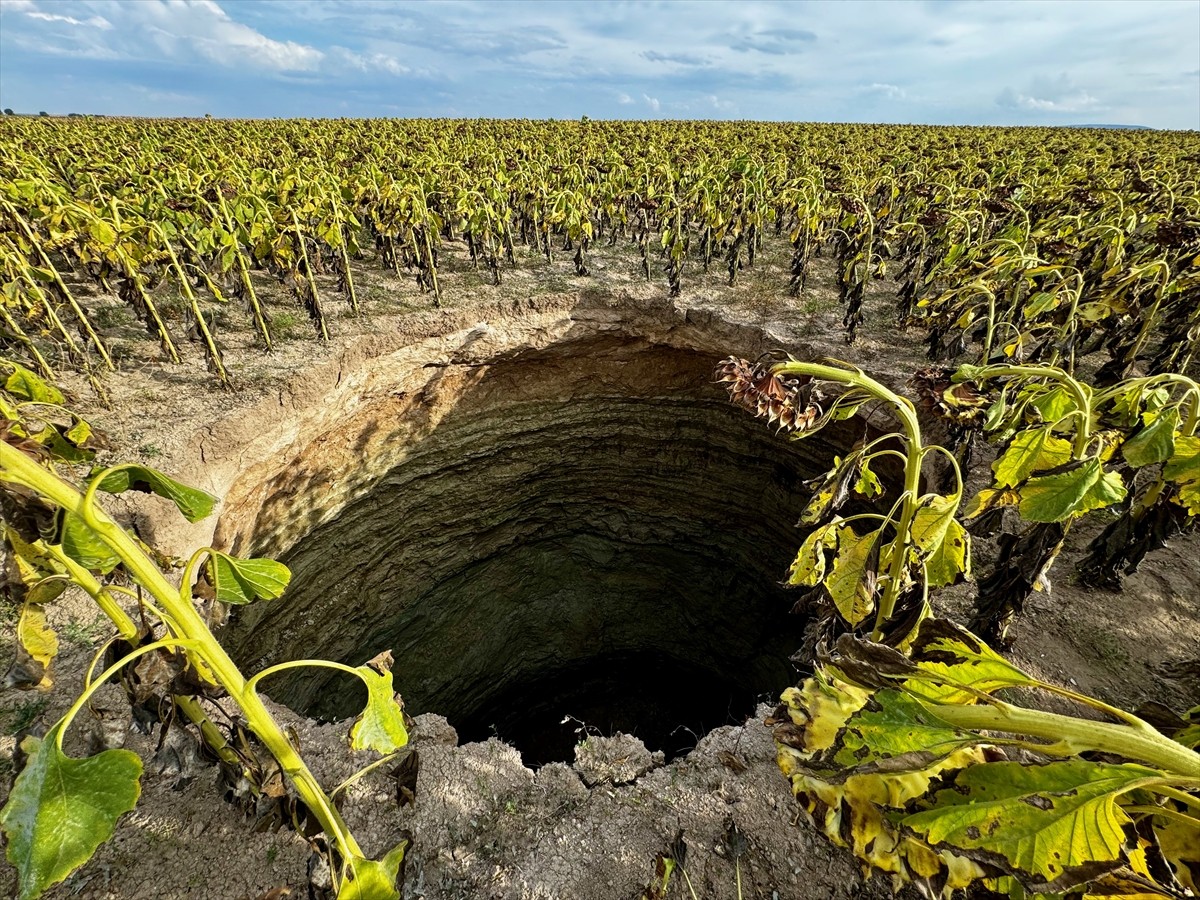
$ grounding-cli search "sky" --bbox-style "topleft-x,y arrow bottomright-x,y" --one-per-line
0,0 -> 1197,128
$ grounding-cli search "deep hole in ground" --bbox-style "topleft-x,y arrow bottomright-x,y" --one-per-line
219,331 -> 873,767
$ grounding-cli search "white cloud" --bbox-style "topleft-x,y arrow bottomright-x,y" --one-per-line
1,0 -> 1196,127
141,0 -> 324,72
862,82 -> 905,100
1017,93 -> 1095,111
26,9 -> 111,28
367,55 -> 408,77
996,74 -> 1100,113
5,0 -> 323,72
0,0 -> 110,28
332,47 -> 409,76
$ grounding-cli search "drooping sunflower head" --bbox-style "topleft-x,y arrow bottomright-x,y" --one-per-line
715,356 -> 825,433
910,366 -> 988,423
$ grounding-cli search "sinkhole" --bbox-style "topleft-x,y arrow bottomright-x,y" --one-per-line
217,325 -> 867,767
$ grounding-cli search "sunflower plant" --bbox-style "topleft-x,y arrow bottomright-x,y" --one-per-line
0,359 -> 413,900
721,353 -> 1198,900
717,354 -> 978,651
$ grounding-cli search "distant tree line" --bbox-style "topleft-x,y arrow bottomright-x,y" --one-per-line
1,110 -> 95,117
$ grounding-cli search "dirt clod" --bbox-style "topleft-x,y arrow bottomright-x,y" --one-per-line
572,733 -> 665,786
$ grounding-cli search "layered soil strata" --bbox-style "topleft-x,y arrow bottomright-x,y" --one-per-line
210,300 -> 865,763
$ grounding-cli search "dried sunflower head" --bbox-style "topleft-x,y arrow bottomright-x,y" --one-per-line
1041,239 -> 1074,258
715,356 -> 825,433
910,366 -> 988,423
1154,219 -> 1199,251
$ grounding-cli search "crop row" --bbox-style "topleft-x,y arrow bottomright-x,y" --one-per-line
1,118 -> 1197,387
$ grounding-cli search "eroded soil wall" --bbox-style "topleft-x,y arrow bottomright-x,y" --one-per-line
215,321 -> 862,762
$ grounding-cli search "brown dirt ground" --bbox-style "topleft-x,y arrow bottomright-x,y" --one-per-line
1,233 -> 1197,898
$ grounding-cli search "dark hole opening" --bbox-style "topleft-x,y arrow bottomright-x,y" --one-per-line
221,338 -> 869,767
456,650 -> 772,767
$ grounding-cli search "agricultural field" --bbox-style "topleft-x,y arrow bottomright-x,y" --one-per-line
1,118 -> 1197,384
0,117 -> 1198,900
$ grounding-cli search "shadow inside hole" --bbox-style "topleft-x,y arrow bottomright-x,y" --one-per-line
454,649 -> 770,767
222,335 -> 893,767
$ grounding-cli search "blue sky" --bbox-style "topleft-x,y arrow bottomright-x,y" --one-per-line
1,0 -> 1197,128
